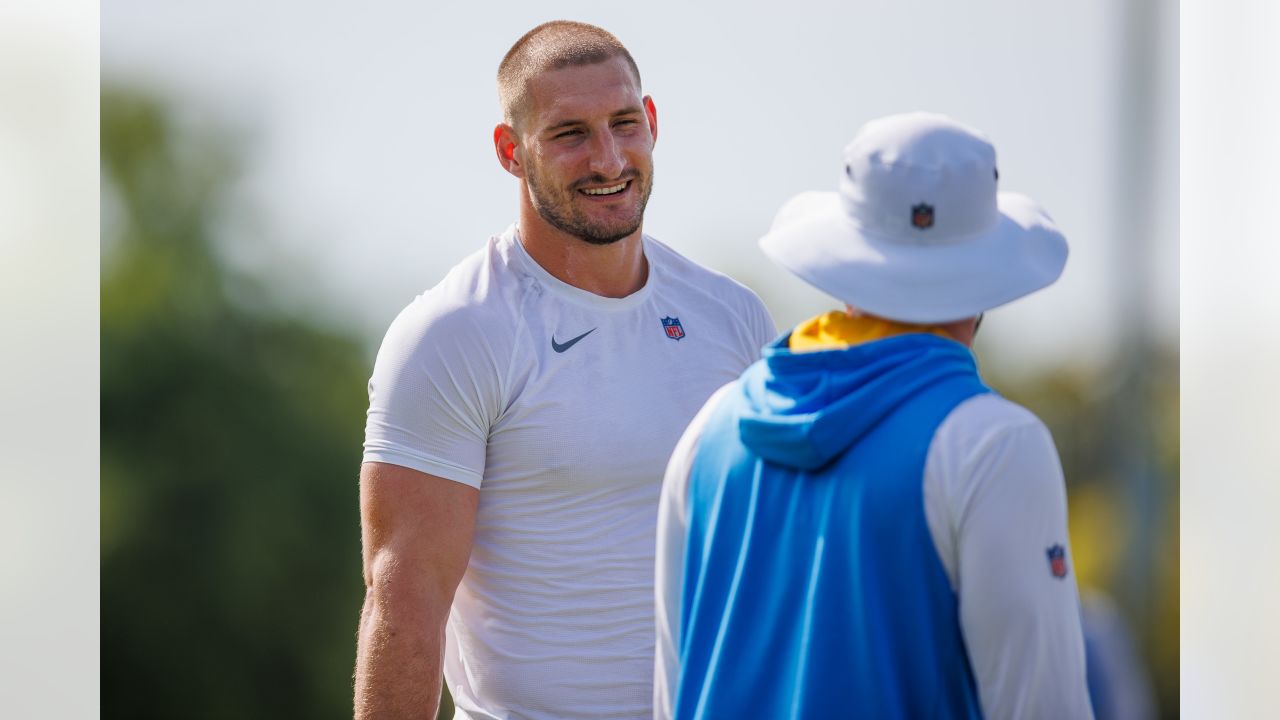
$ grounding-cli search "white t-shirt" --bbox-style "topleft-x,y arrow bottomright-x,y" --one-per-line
364,226 -> 776,720
656,390 -> 1092,720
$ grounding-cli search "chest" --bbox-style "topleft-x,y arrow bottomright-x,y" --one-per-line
482,296 -> 750,495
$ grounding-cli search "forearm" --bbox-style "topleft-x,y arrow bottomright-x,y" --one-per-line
354,585 -> 448,719
355,463 -> 479,718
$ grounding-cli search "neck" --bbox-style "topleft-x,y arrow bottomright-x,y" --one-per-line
849,306 -> 978,347
938,317 -> 978,347
789,309 -> 979,353
515,188 -> 648,298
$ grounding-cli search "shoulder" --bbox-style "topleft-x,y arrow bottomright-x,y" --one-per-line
926,393 -> 1064,524
927,393 -> 1060,499
378,234 -> 528,360
645,235 -> 767,308
373,234 -> 532,371
933,393 -> 1051,460
644,236 -> 774,348
922,393 -> 1068,587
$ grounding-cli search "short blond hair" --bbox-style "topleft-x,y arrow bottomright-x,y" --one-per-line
497,21 -> 642,128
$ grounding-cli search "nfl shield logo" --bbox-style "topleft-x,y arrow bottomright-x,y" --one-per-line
661,316 -> 685,341
911,202 -> 934,230
1046,544 -> 1068,579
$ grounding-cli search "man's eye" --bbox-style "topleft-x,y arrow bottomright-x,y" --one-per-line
554,129 -> 583,139
614,120 -> 638,128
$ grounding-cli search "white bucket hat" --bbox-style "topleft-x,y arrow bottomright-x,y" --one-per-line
759,112 -> 1068,324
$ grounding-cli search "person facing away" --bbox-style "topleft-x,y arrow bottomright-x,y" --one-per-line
654,113 -> 1094,719
354,20 -> 776,720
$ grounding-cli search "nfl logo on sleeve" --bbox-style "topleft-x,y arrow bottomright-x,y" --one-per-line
661,316 -> 685,341
1046,544 -> 1068,579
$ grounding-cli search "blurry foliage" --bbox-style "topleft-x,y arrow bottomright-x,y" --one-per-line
990,356 -> 1179,719
101,87 -> 374,718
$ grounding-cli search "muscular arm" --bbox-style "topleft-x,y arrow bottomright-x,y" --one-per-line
354,461 -> 479,719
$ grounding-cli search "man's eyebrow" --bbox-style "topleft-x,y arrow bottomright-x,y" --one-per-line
542,107 -> 644,134
544,119 -> 584,134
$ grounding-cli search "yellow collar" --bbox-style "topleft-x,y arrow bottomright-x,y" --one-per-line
788,311 -> 953,352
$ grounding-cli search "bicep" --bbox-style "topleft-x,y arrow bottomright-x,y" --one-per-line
360,461 -> 479,600
952,422 -> 1091,719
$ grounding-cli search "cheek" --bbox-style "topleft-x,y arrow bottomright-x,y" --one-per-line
533,146 -> 587,179
626,135 -> 656,161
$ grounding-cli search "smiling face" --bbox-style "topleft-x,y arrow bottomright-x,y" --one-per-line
507,56 -> 657,246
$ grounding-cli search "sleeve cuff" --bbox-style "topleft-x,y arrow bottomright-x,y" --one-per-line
361,450 -> 483,489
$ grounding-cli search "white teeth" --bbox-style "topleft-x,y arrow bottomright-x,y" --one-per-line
582,182 -> 627,196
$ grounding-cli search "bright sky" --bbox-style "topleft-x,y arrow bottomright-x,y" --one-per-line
101,0 -> 1178,369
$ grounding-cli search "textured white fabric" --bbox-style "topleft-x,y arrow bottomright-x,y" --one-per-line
652,382 -> 733,720
656,391 -> 1091,720
364,226 -> 775,720
922,393 -> 1092,719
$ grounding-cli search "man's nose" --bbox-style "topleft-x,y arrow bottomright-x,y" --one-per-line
587,132 -> 625,179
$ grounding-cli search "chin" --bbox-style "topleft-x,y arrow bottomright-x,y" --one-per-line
578,230 -> 632,246
574,217 -> 640,245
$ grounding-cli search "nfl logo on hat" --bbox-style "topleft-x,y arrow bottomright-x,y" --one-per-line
911,203 -> 934,229
757,112 -> 1069,324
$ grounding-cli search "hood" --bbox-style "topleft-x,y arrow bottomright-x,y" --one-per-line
738,332 -> 980,471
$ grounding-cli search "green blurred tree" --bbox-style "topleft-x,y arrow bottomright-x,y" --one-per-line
101,87 -> 390,718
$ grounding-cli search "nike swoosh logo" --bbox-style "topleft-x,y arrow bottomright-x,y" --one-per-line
551,328 -> 596,353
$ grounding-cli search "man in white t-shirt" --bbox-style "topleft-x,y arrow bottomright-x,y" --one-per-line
655,113 -> 1093,718
353,21 -> 775,720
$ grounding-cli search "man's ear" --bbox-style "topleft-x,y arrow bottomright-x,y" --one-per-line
494,123 -> 524,178
643,96 -> 658,145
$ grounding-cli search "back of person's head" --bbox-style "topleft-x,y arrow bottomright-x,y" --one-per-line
497,21 -> 641,128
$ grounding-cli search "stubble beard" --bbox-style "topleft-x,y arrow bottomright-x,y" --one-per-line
526,169 -> 654,246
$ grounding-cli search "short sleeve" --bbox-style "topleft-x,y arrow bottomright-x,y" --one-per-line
748,293 -> 779,357
362,295 -> 507,488
728,286 -> 776,367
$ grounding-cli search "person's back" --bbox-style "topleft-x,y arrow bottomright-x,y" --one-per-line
678,332 -> 989,718
655,113 -> 1093,719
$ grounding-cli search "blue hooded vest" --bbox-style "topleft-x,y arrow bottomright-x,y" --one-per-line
675,333 -> 992,719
